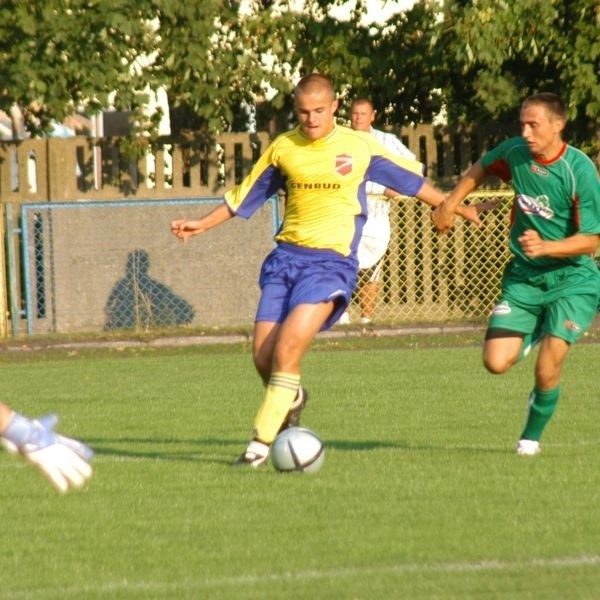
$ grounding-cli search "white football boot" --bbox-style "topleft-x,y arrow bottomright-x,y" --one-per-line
516,439 -> 541,456
233,440 -> 269,468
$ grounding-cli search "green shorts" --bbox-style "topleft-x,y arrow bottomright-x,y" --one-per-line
487,259 -> 600,344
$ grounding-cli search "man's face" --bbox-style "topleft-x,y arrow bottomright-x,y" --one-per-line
520,103 -> 564,159
295,88 -> 338,141
349,102 -> 375,132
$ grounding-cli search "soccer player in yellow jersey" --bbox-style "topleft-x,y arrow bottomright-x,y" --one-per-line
171,73 -> 487,467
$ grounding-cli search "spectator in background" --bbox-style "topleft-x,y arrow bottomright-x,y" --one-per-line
339,98 -> 416,325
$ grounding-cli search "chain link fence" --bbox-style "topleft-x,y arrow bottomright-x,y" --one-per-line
342,190 -> 513,325
17,198 -> 278,335
15,191 -> 513,336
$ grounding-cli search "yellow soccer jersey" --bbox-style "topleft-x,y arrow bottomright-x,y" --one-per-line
224,125 -> 424,257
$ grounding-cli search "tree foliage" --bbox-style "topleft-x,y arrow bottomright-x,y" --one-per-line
149,1 -> 296,133
0,0 -> 597,156
0,0 -> 157,136
438,0 -> 600,154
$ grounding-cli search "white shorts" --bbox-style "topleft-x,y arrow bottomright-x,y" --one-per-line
357,197 -> 391,270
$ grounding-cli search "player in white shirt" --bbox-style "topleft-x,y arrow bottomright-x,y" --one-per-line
343,98 -> 416,324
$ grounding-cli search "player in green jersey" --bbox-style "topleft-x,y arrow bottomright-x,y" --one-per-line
172,74 -> 492,467
433,92 -> 600,456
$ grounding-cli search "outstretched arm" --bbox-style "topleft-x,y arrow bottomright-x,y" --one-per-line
171,202 -> 234,243
414,177 -> 494,230
431,161 -> 488,234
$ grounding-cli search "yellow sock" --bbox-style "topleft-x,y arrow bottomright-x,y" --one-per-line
253,372 -> 300,444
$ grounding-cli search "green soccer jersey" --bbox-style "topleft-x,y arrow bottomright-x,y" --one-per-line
482,137 -> 600,268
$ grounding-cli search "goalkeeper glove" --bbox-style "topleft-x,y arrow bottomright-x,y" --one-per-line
1,412 -> 93,493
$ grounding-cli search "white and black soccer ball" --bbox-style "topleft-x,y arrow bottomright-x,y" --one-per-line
271,427 -> 324,473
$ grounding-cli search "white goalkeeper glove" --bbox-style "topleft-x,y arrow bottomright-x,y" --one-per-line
1,412 -> 93,493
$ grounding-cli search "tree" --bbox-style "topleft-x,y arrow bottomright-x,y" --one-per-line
0,0 -> 157,137
350,1 -> 445,126
1,0 -> 597,161
225,0 -> 444,129
437,0 -> 600,156
150,1 -> 298,134
0,0 -> 444,137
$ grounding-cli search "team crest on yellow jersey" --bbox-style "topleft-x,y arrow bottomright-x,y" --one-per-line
335,154 -> 352,176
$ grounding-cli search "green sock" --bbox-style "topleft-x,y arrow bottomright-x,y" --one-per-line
520,386 -> 559,441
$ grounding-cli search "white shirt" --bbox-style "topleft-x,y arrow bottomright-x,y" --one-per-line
366,127 -> 416,196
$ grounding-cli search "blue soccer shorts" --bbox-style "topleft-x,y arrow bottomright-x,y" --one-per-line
255,243 -> 358,331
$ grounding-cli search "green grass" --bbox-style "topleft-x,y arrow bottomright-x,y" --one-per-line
1,336 -> 600,599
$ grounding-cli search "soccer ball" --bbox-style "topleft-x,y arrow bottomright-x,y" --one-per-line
271,427 -> 325,473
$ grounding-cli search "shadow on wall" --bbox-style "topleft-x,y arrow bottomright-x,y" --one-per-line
105,249 -> 195,331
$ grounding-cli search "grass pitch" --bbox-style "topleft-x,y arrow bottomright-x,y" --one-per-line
1,334 -> 599,599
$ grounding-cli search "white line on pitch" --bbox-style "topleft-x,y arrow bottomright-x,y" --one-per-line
1,554 -> 599,598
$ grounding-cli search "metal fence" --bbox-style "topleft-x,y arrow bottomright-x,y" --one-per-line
349,191 -> 512,325
10,191 -> 513,336
13,197 -> 280,335
346,191 -> 512,325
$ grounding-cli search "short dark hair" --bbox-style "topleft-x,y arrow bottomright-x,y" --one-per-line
522,92 -> 567,121
350,98 -> 374,111
294,73 -> 336,101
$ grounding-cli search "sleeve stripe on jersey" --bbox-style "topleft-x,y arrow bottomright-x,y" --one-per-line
225,165 -> 284,219
367,156 -> 424,197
